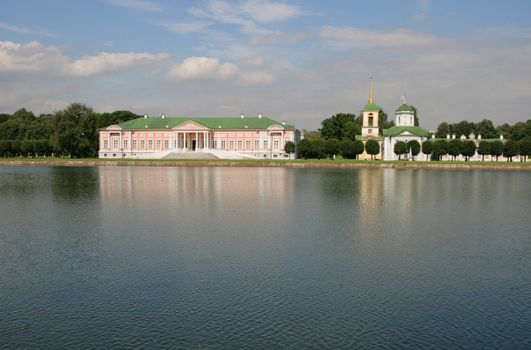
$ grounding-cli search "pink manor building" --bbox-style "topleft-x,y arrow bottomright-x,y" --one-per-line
98,114 -> 299,159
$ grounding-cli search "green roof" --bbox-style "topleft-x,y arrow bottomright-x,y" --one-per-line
395,103 -> 415,112
364,102 -> 381,112
355,135 -> 383,141
383,126 -> 429,137
114,116 -> 295,130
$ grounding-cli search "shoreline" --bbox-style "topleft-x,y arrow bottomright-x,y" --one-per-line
0,158 -> 530,170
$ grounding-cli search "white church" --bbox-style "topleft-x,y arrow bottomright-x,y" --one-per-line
382,97 -> 430,161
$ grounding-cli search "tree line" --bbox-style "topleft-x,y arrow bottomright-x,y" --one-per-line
0,103 -> 139,158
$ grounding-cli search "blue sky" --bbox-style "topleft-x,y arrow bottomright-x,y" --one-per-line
1,0 -> 531,129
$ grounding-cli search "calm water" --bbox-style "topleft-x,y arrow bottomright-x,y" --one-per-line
0,166 -> 530,349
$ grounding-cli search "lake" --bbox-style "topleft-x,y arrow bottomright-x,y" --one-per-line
0,166 -> 529,349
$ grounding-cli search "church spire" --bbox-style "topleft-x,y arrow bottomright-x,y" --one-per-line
369,77 -> 374,103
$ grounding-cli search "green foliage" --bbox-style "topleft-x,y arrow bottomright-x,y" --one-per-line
365,139 -> 380,159
407,140 -> 421,158
474,119 -> 497,139
340,139 -> 363,159
447,139 -> 463,160
97,110 -> 140,129
421,140 -> 433,160
52,103 -> 99,157
296,138 -> 326,159
435,122 -> 451,138
503,140 -> 519,161
393,141 -> 407,160
490,140 -> 504,160
510,120 -> 531,141
320,113 -> 360,141
518,137 -> 531,161
379,109 -> 394,134
477,141 -> 491,161
432,139 -> 448,160
324,138 -> 341,158
284,141 -> 295,154
453,121 -> 475,138
461,140 -> 477,161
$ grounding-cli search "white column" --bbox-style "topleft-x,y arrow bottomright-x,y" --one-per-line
195,132 -> 198,151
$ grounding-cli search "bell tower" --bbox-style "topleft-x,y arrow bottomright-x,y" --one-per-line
361,78 -> 380,137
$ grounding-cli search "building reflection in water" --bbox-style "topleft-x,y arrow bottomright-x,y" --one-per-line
98,166 -> 295,227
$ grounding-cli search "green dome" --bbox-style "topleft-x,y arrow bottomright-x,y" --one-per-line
364,102 -> 380,112
396,103 -> 414,112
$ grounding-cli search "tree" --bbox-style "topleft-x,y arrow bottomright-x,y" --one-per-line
324,138 -> 341,159
352,140 -> 364,159
97,110 -> 140,129
432,139 -> 448,161
284,141 -> 295,156
53,103 -> 97,157
407,140 -> 421,161
343,121 -> 361,141
453,120 -> 475,138
296,138 -> 326,159
365,139 -> 380,160
474,119 -> 497,139
435,122 -> 451,138
477,140 -> 491,161
320,113 -> 359,140
518,137 -> 531,162
394,141 -> 407,160
510,120 -> 531,141
20,139 -> 33,157
490,140 -> 504,161
422,140 -> 433,161
496,123 -> 512,140
447,139 -> 463,161
0,140 -> 12,157
379,109 -> 394,134
461,140 -> 477,161
503,140 -> 519,162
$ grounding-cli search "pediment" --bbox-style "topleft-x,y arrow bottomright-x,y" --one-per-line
267,124 -> 284,131
399,131 -> 413,136
173,120 -> 209,130
106,125 -> 123,130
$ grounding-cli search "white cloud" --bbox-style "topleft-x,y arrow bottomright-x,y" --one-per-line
188,0 -> 300,33
167,56 -> 238,80
238,70 -> 275,85
0,21 -> 56,37
240,0 -> 299,23
106,0 -> 161,12
67,52 -> 169,77
0,41 -> 67,72
0,40 -> 169,77
157,21 -> 212,34
319,26 -> 443,49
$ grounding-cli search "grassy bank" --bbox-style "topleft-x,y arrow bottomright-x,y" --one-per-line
0,157 -> 530,170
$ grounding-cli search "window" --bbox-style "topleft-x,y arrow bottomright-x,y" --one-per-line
254,140 -> 259,150
221,140 -> 226,150
174,140 -> 177,149
103,140 -> 108,149
148,140 -> 153,149
140,140 -> 145,150
113,139 -> 119,149
164,140 -> 169,149
123,140 -> 128,149
246,140 -> 251,150
238,140 -> 243,150
368,115 -> 374,126
273,139 -> 279,150
368,129 -> 372,134
132,140 -> 137,150
156,140 -> 161,149
398,116 -> 401,124
213,140 -> 218,149
263,140 -> 268,149
229,140 -> 234,150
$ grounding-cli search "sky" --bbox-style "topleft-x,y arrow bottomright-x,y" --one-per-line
1,0 -> 531,130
